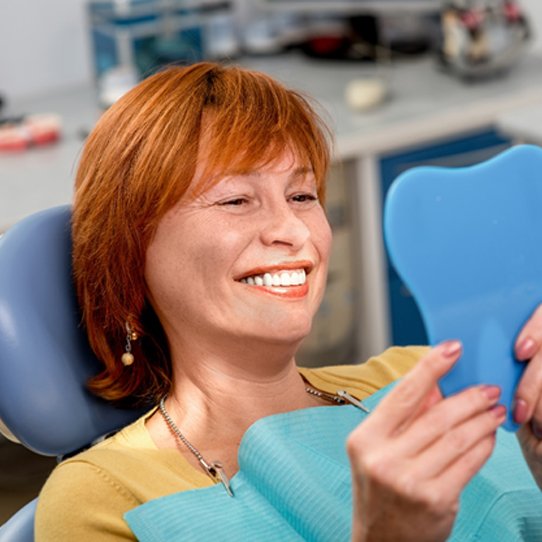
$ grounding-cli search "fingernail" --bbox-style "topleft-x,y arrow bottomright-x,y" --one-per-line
513,398 -> 529,425
516,337 -> 536,359
491,404 -> 507,419
481,385 -> 501,401
441,340 -> 462,358
532,421 -> 542,439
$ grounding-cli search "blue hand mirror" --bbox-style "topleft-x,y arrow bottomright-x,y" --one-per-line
384,144 -> 542,431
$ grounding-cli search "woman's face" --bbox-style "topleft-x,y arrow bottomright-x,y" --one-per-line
144,149 -> 332,350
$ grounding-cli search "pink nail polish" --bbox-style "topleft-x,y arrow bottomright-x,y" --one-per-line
491,404 -> 507,419
513,399 -> 529,425
517,338 -> 536,359
442,340 -> 462,358
482,385 -> 501,401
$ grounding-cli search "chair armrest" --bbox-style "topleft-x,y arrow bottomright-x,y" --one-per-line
0,498 -> 37,542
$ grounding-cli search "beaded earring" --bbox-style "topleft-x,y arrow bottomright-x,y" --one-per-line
121,321 -> 139,366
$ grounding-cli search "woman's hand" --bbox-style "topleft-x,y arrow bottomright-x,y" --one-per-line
513,305 -> 542,489
347,341 -> 505,542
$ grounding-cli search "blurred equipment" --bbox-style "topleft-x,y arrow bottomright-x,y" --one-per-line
345,76 -> 388,111
257,1 -> 441,61
0,114 -> 62,152
298,13 -> 439,61
87,0 -> 235,107
438,0 -> 530,79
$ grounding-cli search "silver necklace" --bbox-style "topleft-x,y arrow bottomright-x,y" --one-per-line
159,385 -> 370,497
159,396 -> 234,497
304,386 -> 370,413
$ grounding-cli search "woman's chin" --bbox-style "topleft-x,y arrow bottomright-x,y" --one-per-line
246,319 -> 313,348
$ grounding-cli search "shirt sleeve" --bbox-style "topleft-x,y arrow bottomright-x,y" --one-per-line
301,346 -> 430,399
35,459 -> 139,542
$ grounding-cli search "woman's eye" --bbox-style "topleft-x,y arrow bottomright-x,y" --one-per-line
219,198 -> 248,206
291,193 -> 318,204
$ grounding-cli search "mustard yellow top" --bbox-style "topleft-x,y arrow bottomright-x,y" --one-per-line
35,346 -> 426,541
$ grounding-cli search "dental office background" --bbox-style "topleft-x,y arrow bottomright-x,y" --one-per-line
0,0 -> 540,361
0,0 -> 540,100
3,0 -> 542,524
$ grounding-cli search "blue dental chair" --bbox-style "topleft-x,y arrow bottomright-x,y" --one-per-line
0,206 -> 144,542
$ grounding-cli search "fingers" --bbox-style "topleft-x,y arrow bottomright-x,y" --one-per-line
394,384 -> 502,457
415,386 -> 444,418
393,434 -> 497,519
347,343 -> 503,538
347,401 -> 500,537
426,432 -> 497,501
515,304 -> 542,361
411,404 -> 505,480
516,420 -> 542,490
364,341 -> 462,437
514,304 -> 542,426
514,348 -> 542,425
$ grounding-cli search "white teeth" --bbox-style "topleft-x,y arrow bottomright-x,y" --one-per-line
280,272 -> 291,286
240,269 -> 308,287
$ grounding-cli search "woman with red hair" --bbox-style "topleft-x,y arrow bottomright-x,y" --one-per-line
35,62 -> 542,541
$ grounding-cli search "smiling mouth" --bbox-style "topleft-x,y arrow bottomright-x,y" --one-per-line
239,269 -> 307,287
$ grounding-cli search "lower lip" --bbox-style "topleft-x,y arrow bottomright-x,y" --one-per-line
241,282 -> 309,299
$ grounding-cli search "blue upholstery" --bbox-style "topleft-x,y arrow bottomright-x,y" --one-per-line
384,144 -> 542,431
0,206 -> 144,540
0,501 -> 36,542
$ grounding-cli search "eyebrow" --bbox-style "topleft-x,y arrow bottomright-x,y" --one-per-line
232,166 -> 314,179
290,166 -> 314,178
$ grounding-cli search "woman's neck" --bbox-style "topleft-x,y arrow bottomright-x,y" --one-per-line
146,338 -> 321,474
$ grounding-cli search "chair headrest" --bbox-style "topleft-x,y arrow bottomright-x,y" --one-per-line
0,206 -> 145,456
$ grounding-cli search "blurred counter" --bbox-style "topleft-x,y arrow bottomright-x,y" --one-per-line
0,86 -> 101,232
3,51 -> 542,358
497,104 -> 542,145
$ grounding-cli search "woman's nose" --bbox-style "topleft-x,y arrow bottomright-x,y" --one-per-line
259,202 -> 311,250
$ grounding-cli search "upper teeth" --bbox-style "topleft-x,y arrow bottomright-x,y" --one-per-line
240,269 -> 307,287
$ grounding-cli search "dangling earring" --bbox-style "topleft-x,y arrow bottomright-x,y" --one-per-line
122,321 -> 139,366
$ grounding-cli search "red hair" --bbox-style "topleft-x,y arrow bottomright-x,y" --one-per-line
72,62 -> 333,404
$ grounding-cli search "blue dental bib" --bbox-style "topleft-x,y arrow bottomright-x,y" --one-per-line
125,385 -> 542,541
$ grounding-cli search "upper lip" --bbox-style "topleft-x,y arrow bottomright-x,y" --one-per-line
234,260 -> 314,281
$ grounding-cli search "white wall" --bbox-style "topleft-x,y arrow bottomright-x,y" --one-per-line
522,0 -> 542,53
0,0 -> 92,100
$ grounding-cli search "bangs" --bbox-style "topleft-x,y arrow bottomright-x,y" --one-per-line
191,68 -> 332,203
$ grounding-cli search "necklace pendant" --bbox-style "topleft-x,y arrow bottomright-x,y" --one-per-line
209,461 -> 234,497
336,390 -> 370,413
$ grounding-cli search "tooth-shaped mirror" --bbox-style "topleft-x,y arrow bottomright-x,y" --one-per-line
384,144 -> 542,431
